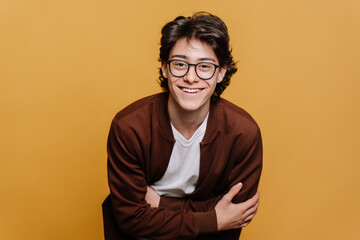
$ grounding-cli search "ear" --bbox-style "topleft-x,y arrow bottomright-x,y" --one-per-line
217,67 -> 227,83
161,62 -> 168,79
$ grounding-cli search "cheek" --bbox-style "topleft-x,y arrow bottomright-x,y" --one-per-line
167,78 -> 178,91
211,82 -> 218,92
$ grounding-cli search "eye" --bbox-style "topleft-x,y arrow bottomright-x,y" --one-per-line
171,60 -> 188,69
200,64 -> 210,68
175,62 -> 186,67
197,63 -> 213,71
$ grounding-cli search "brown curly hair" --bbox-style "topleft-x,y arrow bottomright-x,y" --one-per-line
159,12 -> 237,102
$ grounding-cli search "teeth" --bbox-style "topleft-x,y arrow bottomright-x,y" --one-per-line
183,88 -> 200,93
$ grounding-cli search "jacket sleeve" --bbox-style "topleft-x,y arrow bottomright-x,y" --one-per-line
107,119 -> 218,239
228,126 -> 263,204
159,195 -> 222,212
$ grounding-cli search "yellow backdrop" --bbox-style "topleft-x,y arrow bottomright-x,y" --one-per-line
1,0 -> 359,239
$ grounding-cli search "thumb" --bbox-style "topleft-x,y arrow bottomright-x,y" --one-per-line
224,182 -> 243,201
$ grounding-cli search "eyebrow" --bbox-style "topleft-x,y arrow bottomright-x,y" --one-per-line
170,55 -> 216,63
170,55 -> 187,59
198,57 -> 216,63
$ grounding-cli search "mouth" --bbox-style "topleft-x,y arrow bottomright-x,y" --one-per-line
179,87 -> 203,93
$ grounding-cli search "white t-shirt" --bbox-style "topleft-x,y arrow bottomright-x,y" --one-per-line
151,113 -> 209,197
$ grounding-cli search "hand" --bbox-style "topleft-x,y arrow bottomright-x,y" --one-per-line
215,183 -> 259,231
145,186 -> 160,208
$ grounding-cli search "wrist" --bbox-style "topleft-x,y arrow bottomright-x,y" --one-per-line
215,208 -> 224,231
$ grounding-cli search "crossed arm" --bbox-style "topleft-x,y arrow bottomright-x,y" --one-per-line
146,182 -> 260,231
107,117 -> 263,239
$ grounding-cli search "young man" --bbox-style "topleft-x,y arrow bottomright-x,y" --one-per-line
102,12 -> 263,240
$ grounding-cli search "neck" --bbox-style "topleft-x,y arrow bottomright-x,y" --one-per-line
168,100 -> 209,140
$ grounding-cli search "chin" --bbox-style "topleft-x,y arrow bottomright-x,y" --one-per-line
177,99 -> 208,112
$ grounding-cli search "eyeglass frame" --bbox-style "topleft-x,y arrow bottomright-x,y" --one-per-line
166,59 -> 220,80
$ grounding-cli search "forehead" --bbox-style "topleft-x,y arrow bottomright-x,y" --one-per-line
169,38 -> 218,63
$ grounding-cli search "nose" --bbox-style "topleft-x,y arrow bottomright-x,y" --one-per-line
183,65 -> 199,83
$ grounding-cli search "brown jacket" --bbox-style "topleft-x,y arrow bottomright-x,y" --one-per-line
103,93 -> 263,240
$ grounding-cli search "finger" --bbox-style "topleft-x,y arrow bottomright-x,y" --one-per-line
147,186 -> 155,193
223,182 -> 243,201
247,200 -> 259,213
242,212 -> 256,223
241,192 -> 260,209
236,201 -> 258,223
239,220 -> 251,228
242,201 -> 259,218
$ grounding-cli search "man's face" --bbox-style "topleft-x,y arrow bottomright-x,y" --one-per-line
162,38 -> 226,115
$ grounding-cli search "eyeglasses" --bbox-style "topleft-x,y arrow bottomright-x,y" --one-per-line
167,59 -> 220,80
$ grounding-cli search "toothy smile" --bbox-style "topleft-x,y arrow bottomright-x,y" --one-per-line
181,88 -> 201,93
